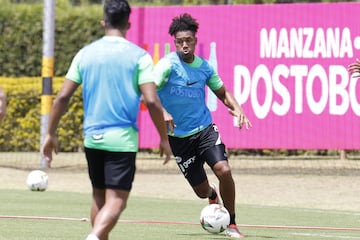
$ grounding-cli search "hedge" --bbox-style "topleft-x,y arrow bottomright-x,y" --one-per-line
0,0 -> 350,77
0,77 -> 83,151
0,1 -> 103,77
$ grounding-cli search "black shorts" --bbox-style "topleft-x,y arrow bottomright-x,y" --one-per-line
168,124 -> 228,187
85,148 -> 136,191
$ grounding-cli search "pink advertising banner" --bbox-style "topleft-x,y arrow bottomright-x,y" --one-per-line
128,3 -> 360,149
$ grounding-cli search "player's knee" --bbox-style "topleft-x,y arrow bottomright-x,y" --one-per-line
214,162 -> 232,179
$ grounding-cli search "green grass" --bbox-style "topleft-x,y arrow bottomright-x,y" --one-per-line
0,189 -> 359,240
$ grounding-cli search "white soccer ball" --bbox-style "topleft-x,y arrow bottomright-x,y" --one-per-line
200,204 -> 230,234
26,170 -> 48,191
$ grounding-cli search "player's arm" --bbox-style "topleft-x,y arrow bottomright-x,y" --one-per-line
138,54 -> 172,164
41,79 -> 80,166
214,85 -> 251,130
41,52 -> 82,166
153,57 -> 176,134
153,57 -> 172,89
46,79 -> 80,137
209,73 -> 251,130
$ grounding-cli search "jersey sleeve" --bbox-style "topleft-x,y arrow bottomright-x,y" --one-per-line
137,53 -> 155,85
65,50 -> 82,84
207,71 -> 224,91
153,58 -> 172,89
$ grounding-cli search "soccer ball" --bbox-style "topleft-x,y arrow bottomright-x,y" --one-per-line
26,170 -> 48,191
200,204 -> 230,234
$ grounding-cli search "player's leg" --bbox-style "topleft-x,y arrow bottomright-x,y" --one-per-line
212,161 -> 235,216
191,179 -> 212,198
186,160 -> 219,202
91,188 -> 130,240
86,191 -> 105,240
168,126 -> 218,203
197,125 -> 234,213
168,134 -> 215,200
90,188 -> 105,228
209,157 -> 244,238
85,147 -> 106,234
201,145 -> 235,213
85,149 -> 136,240
199,125 -> 244,238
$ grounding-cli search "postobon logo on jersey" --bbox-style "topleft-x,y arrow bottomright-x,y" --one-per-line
169,86 -> 201,98
175,156 -> 196,173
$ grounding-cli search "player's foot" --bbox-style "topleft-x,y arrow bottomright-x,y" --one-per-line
208,183 -> 219,204
225,224 -> 245,238
85,234 -> 100,240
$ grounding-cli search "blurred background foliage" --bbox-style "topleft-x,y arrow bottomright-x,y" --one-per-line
0,0 -> 103,77
0,0 -> 357,77
0,77 -> 83,152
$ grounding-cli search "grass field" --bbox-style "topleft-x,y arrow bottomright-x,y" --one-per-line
1,152 -> 360,239
0,189 -> 359,240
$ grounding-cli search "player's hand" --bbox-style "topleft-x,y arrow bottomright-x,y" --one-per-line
159,139 -> 172,165
41,134 -> 58,168
163,109 -> 176,134
228,108 -> 252,130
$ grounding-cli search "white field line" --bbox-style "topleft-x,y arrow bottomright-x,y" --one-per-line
0,215 -> 360,232
248,205 -> 360,216
291,232 -> 360,239
238,224 -> 360,231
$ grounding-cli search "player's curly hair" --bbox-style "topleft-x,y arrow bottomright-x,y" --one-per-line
168,13 -> 199,37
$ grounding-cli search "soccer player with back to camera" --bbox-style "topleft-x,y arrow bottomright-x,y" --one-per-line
154,13 -> 251,238
41,1 -> 172,240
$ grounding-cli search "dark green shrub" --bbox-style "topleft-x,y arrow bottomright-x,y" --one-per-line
0,77 -> 83,152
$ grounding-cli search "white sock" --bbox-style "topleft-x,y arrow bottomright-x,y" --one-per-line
86,234 -> 99,240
